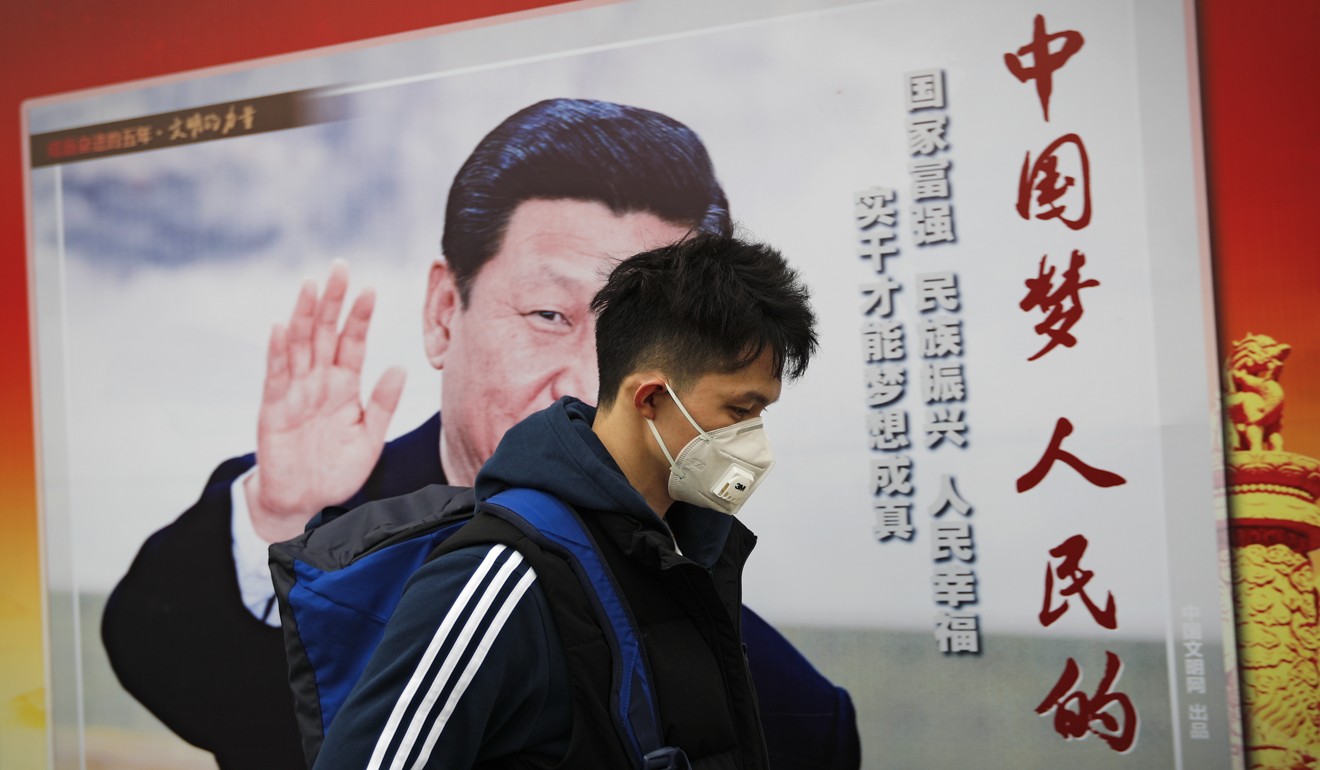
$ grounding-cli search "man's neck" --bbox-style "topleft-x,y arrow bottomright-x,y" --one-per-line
592,406 -> 673,518
438,427 -> 477,487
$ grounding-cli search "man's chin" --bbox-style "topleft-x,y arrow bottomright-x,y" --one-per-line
439,430 -> 487,488
449,408 -> 538,482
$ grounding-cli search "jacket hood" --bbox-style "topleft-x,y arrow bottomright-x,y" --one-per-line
475,397 -> 664,528
474,397 -> 739,568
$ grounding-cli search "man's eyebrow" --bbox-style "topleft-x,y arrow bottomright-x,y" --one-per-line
520,265 -> 592,292
733,390 -> 773,407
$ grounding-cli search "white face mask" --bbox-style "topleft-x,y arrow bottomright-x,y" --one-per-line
645,383 -> 775,515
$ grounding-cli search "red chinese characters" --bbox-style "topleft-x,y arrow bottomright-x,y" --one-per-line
1016,417 -> 1127,493
1003,12 -> 1139,755
1036,651 -> 1138,753
1020,250 -> 1100,361
1017,133 -> 1091,230
1003,14 -> 1085,122
1040,534 -> 1117,629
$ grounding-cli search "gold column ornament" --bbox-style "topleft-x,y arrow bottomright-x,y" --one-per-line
1227,333 -> 1320,769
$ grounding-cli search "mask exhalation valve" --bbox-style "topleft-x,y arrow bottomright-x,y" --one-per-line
711,465 -> 756,503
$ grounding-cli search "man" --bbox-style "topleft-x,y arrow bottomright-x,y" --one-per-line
318,233 -> 814,769
104,99 -> 857,769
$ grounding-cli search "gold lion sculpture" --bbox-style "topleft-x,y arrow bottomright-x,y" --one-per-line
1225,332 -> 1291,452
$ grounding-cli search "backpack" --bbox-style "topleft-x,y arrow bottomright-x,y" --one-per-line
269,484 -> 688,770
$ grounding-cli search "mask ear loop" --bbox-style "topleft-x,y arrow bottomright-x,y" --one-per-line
646,418 -> 685,479
664,383 -> 710,443
645,383 -> 706,481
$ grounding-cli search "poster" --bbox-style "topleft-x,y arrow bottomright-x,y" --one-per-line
25,0 -> 1236,767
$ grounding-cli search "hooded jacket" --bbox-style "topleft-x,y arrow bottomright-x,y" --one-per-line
315,397 -> 769,770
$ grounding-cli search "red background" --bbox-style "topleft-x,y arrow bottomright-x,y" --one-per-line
1199,0 -> 1320,458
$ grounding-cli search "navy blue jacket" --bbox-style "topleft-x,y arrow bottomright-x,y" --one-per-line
320,398 -> 762,768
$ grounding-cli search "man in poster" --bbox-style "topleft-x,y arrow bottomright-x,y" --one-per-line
103,98 -> 861,769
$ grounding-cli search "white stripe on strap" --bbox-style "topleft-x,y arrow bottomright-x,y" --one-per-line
366,545 -> 515,770
389,550 -> 530,769
409,567 -> 538,770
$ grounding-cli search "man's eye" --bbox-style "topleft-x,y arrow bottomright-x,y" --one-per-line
525,310 -> 571,328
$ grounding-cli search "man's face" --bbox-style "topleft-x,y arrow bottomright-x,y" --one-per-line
647,349 -> 783,466
425,197 -> 691,485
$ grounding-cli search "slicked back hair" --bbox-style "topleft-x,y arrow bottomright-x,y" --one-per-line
591,234 -> 818,408
442,98 -> 731,304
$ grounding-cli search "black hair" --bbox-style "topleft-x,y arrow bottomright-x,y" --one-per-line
442,98 -> 731,303
590,233 -> 818,408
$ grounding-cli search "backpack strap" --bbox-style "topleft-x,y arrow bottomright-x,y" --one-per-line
485,488 -> 689,770
270,484 -> 477,767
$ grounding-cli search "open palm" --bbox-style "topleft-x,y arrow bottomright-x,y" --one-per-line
246,262 -> 406,543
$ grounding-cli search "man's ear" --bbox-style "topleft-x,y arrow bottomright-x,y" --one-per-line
423,260 -> 459,370
632,376 -> 668,421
